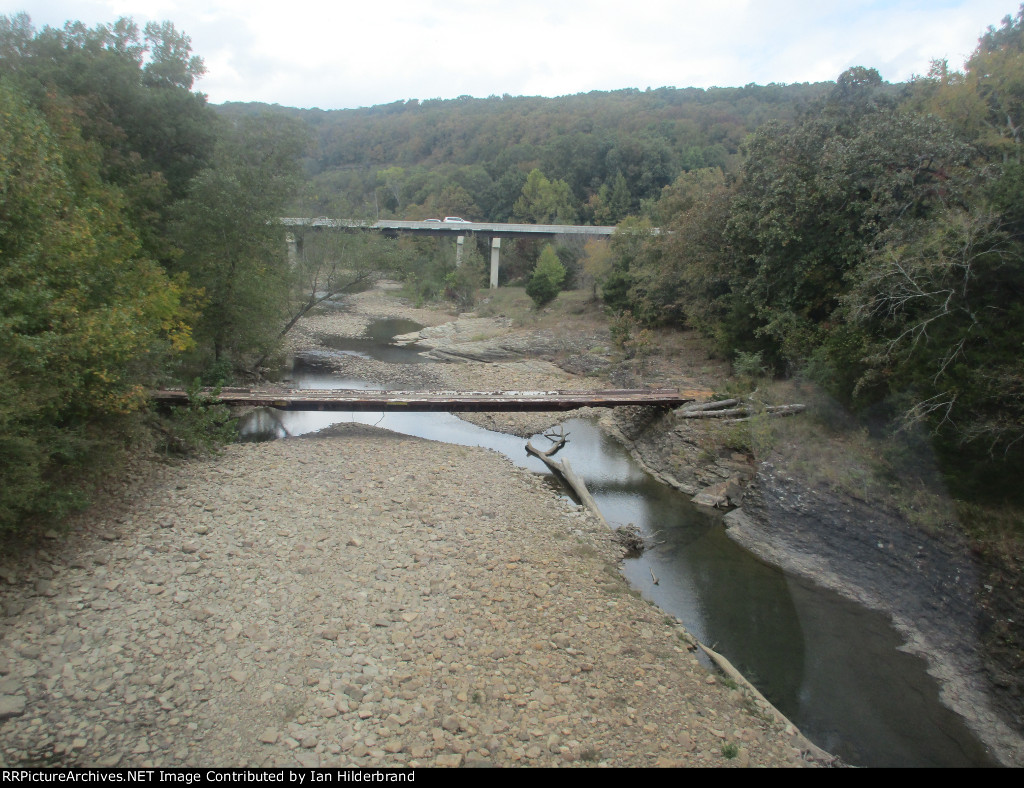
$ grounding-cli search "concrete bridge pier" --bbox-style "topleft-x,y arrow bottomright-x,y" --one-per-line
490,238 -> 501,288
286,233 -> 298,266
456,235 -> 464,267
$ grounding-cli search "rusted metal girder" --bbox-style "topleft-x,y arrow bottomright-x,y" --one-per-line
151,387 -> 703,412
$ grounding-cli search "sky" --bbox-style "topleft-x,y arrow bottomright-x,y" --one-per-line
3,1 -> 1019,109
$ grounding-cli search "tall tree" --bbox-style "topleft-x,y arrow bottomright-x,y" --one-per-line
0,14 -> 217,260
843,209 -> 1024,457
171,115 -> 309,373
964,4 -> 1024,160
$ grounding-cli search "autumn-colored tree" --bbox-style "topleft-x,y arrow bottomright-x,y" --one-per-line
0,79 -> 192,529
581,238 -> 614,300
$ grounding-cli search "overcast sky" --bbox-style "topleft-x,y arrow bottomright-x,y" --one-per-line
3,1 -> 1019,109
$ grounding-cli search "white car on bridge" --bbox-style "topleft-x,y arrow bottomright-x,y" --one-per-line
443,216 -> 471,223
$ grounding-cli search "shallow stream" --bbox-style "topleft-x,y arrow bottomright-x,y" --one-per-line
238,317 -> 996,767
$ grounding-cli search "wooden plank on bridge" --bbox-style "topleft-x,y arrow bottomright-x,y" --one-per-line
151,387 -> 705,412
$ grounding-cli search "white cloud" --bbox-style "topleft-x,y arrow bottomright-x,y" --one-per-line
2,0 -> 1017,108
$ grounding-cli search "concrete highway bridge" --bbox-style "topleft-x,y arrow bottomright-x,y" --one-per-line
281,218 -> 619,288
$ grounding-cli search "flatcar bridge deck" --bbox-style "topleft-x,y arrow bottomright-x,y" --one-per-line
151,387 -> 704,412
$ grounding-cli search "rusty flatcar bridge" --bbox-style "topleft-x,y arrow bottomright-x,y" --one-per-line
152,387 -> 700,412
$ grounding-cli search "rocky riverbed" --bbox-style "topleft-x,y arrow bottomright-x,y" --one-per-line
0,286 -> 824,768
283,284 -> 1024,766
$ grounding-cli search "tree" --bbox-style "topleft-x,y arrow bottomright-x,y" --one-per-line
376,166 -> 405,213
626,177 -> 734,331
843,209 -> 1024,457
513,169 -> 577,224
526,245 -> 567,308
0,14 -> 217,260
581,238 -> 614,300
964,5 -> 1024,160
271,230 -> 411,360
0,79 -> 192,529
435,182 -> 479,219
171,114 -> 309,374
600,217 -> 656,313
142,20 -> 205,89
589,171 -> 632,224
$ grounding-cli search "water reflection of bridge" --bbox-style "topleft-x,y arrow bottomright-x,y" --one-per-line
281,218 -> 620,288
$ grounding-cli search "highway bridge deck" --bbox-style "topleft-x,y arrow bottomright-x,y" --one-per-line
152,387 -> 702,412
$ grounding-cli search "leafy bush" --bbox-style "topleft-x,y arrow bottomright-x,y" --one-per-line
156,380 -> 237,455
526,245 -> 566,308
732,350 -> 769,380
610,311 -> 637,349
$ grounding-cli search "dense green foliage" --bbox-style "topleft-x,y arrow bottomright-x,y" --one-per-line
0,15 -> 311,532
0,73 -> 193,528
609,15 -> 1024,494
169,114 -> 309,370
217,82 -> 832,223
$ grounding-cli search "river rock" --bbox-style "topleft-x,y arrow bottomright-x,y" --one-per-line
691,477 -> 743,509
0,695 -> 26,719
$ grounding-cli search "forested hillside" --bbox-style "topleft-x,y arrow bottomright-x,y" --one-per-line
605,24 -> 1024,499
216,82 -> 833,222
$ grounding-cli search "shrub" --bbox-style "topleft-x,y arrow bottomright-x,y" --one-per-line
156,380 -> 238,455
526,245 -> 566,308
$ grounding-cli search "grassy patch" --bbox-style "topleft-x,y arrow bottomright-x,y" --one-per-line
477,287 -> 606,331
955,501 -> 1024,565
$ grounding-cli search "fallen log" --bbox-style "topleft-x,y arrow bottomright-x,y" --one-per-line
678,406 -> 752,419
679,398 -> 740,413
678,403 -> 806,420
722,404 -> 807,423
764,404 -> 806,415
526,440 -> 610,529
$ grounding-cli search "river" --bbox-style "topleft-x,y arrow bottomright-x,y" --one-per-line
238,318 -> 997,767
